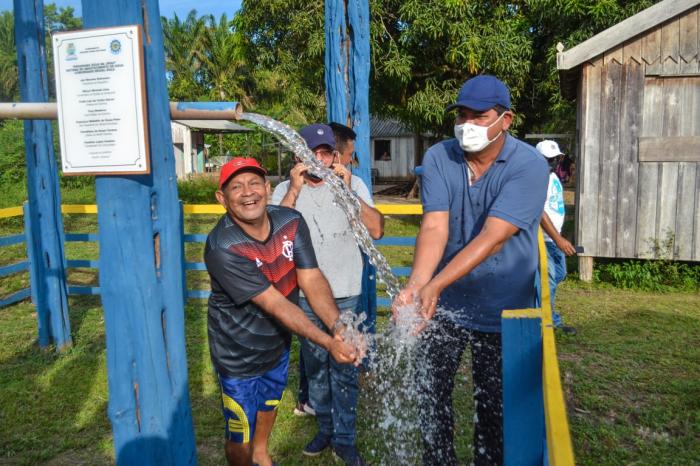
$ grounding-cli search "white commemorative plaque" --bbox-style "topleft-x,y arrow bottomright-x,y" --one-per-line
53,25 -> 149,175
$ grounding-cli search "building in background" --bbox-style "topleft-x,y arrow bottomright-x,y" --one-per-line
370,116 -> 432,180
170,120 -> 251,179
557,0 -> 700,279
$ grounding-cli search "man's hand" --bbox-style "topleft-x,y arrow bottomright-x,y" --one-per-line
392,285 -> 430,334
332,163 -> 352,187
333,322 -> 368,363
327,334 -> 360,365
391,285 -> 419,320
415,281 -> 442,321
289,162 -> 308,192
555,236 -> 576,256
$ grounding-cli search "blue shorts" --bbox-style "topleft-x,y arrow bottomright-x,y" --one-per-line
217,351 -> 289,443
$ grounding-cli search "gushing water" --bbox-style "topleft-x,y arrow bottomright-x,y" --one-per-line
240,113 -> 402,298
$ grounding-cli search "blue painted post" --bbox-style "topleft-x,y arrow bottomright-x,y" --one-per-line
501,311 -> 545,466
22,202 -> 39,311
325,0 -> 371,188
81,1 -> 196,464
325,0 -> 377,322
14,0 -> 72,350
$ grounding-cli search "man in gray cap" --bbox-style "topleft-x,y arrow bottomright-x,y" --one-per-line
272,123 -> 383,466
394,75 -> 549,465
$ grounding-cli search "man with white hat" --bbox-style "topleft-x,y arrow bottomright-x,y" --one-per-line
535,140 -> 577,335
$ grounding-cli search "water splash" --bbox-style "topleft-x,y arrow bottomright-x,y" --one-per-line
240,112 -> 402,299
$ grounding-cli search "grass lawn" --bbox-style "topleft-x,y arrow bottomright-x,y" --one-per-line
1,212 -> 699,465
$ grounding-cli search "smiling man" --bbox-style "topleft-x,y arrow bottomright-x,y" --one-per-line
205,158 -> 361,466
393,75 -> 549,465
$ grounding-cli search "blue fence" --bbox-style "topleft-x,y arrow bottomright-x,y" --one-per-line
0,203 -> 421,307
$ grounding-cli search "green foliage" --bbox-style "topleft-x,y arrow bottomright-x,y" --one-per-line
0,120 -> 25,186
234,0 -> 326,123
177,177 -> 219,204
0,11 -> 17,101
521,0 -> 657,134
594,232 -> 700,292
233,0 -> 661,138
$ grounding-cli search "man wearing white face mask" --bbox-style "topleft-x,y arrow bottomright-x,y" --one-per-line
393,75 -> 549,465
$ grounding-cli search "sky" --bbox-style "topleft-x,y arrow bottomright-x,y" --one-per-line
0,0 -> 242,19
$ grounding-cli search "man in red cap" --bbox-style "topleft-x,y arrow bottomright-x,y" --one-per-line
205,157 -> 363,466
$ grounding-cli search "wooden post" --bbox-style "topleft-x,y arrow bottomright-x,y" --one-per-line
325,0 -> 377,323
579,255 -> 594,282
14,0 -> 72,350
501,310 -> 545,466
325,0 -> 371,188
81,1 -> 196,464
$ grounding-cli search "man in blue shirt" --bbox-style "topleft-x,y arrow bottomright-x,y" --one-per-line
394,75 -> 549,465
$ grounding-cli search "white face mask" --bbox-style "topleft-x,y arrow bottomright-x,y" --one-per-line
454,112 -> 506,153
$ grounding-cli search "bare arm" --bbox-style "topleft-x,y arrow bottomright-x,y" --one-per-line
251,285 -> 335,350
416,216 -> 519,319
251,283 -> 358,364
296,267 -> 340,330
278,163 -> 307,208
392,211 -> 449,311
359,198 -> 384,239
540,212 -> 576,256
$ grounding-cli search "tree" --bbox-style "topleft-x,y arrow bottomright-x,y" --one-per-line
235,0 -> 664,139
161,11 -> 208,100
520,0 -> 659,134
234,0 -> 326,124
200,14 -> 252,106
0,11 -> 17,102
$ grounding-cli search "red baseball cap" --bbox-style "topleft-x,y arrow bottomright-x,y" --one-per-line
218,157 -> 267,188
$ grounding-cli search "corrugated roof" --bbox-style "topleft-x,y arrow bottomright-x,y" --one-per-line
370,117 -> 414,137
173,120 -> 252,133
556,0 -> 700,71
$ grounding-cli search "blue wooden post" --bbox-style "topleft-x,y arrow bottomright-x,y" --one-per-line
501,310 -> 545,466
325,0 -> 371,188
22,202 -> 39,310
325,0 -> 377,321
81,1 -> 196,464
14,0 -> 72,350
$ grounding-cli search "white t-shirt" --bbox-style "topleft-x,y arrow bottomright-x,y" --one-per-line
543,172 -> 565,242
271,175 -> 374,298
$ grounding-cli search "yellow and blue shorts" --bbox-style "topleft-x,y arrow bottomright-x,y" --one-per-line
217,351 -> 289,443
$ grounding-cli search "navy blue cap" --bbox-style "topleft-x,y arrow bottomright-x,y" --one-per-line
446,75 -> 511,112
299,124 -> 336,151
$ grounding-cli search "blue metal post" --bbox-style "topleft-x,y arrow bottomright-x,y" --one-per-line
502,311 -> 545,466
325,0 -> 377,322
14,0 -> 72,350
81,1 -> 196,464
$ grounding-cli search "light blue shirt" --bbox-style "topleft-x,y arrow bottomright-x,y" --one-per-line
421,135 -> 549,332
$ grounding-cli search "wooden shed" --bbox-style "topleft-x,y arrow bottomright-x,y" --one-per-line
170,120 -> 250,179
557,0 -> 700,278
370,116 -> 430,179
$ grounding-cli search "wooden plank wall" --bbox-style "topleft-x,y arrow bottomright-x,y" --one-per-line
577,6 -> 700,261
372,136 -> 416,178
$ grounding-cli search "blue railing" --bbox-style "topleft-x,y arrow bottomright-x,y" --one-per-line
0,206 -> 31,307
1,203 -> 421,307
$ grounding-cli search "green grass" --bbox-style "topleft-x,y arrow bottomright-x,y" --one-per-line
1,203 -> 699,464
1,282 -> 698,464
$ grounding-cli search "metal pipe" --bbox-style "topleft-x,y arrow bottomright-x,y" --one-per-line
0,101 -> 243,120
